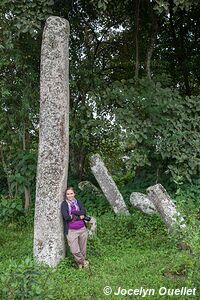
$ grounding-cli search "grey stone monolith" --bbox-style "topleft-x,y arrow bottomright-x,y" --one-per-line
90,154 -> 129,215
34,16 -> 70,267
130,192 -> 157,214
147,184 -> 186,232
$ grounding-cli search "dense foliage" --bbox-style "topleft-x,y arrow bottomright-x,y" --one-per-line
0,0 -> 200,205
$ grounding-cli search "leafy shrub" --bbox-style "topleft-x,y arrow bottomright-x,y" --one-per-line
176,214 -> 200,292
103,79 -> 200,182
0,196 -> 35,227
0,197 -> 24,222
0,258 -> 55,300
77,189 -> 112,216
174,177 -> 200,210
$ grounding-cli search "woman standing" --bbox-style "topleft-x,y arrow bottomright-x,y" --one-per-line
61,187 -> 89,268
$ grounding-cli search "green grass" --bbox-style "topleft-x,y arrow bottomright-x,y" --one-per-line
0,211 -> 199,300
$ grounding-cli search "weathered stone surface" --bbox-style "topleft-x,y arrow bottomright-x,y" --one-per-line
34,16 -> 70,267
86,217 -> 97,238
130,192 -> 157,214
90,154 -> 129,215
78,181 -> 102,196
147,184 -> 186,231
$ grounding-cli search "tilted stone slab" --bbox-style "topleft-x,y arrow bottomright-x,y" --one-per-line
130,192 -> 157,214
90,154 -> 129,215
34,16 -> 70,267
147,183 -> 186,231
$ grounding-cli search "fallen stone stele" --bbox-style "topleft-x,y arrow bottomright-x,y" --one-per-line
147,183 -> 186,232
90,154 -> 129,215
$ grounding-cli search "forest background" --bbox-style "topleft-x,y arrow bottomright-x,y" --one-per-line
0,0 -> 200,299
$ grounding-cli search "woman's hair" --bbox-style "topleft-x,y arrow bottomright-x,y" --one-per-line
65,186 -> 76,193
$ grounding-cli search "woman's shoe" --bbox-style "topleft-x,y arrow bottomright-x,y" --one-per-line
83,260 -> 89,268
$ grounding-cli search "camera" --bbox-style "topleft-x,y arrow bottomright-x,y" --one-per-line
84,216 -> 91,222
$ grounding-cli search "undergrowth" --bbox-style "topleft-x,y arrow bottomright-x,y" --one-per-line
0,210 -> 199,299
0,182 -> 200,299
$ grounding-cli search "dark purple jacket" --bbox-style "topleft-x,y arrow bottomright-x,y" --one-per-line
61,199 -> 86,235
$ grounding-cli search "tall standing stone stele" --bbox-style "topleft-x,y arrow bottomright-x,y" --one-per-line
34,16 -> 69,267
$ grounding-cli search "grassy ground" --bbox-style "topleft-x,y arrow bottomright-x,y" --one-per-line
0,212 -> 199,300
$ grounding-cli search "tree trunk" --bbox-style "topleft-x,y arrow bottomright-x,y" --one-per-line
134,0 -> 140,80
69,147 -> 86,180
168,0 -> 191,95
24,186 -> 30,210
0,147 -> 13,197
78,152 -> 85,181
146,2 -> 158,79
22,124 -> 31,209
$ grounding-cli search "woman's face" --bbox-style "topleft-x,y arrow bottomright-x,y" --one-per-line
66,189 -> 75,201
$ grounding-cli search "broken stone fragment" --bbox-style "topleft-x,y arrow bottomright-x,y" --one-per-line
130,192 -> 157,214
